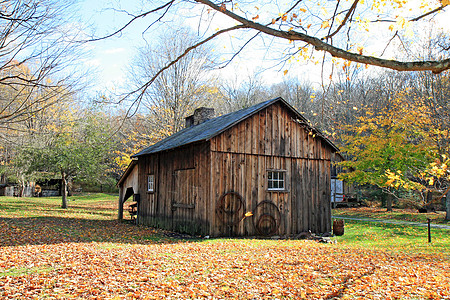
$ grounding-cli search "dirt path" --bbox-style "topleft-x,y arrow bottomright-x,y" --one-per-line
332,215 -> 450,230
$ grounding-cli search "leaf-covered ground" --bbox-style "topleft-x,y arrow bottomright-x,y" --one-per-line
1,196 -> 449,299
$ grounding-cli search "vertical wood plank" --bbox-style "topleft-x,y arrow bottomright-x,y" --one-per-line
252,111 -> 258,155
244,154 -> 252,235
272,104 -> 279,156
303,159 -> 310,232
259,110 -> 265,155
265,107 -> 272,156
285,157 -> 292,235
251,154 -> 258,235
245,117 -> 252,155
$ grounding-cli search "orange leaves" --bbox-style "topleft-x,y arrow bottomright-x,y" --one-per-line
357,46 -> 364,55
321,20 -> 330,29
1,199 -> 449,299
1,237 -> 449,299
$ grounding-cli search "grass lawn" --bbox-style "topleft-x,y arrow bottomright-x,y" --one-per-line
335,219 -> 450,256
333,206 -> 449,224
1,195 -> 449,299
333,207 -> 450,256
0,193 -> 118,220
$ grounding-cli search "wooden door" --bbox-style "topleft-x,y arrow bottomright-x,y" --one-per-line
171,169 -> 197,232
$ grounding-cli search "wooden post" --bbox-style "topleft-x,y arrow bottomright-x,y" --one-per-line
427,218 -> 431,243
118,186 -> 124,220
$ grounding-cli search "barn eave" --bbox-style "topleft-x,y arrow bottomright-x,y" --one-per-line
131,97 -> 339,158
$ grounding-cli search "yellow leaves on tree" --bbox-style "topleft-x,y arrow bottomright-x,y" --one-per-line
357,46 -> 364,55
338,90 -> 435,192
321,20 -> 330,29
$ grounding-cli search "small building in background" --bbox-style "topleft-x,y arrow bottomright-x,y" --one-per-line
330,155 -> 358,207
117,97 -> 340,237
0,183 -> 35,197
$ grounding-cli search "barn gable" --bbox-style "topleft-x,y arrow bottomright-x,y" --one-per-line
118,97 -> 339,237
132,97 -> 338,157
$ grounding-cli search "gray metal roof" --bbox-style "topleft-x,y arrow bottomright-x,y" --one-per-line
133,97 -> 338,157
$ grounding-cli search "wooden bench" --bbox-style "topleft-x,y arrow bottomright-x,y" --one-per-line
128,202 -> 137,223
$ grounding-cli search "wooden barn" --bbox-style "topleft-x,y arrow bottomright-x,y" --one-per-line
117,97 -> 339,237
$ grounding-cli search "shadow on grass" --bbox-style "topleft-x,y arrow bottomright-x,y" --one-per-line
0,202 -> 117,220
0,217 -> 179,247
0,201 -> 58,212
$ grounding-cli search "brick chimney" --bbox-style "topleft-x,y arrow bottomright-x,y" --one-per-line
185,107 -> 215,128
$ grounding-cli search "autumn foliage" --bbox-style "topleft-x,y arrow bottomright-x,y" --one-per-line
2,239 -> 449,299
1,196 -> 449,299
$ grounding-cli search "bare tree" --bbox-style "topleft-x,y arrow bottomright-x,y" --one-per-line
0,0 -> 85,128
218,72 -> 270,114
269,79 -> 315,115
127,27 -> 216,136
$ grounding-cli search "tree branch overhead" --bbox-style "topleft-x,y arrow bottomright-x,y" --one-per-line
194,0 -> 450,73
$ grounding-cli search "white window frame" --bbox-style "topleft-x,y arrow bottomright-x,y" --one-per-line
147,174 -> 155,192
267,170 -> 286,191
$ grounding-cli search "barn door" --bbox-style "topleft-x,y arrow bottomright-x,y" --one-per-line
171,168 -> 197,232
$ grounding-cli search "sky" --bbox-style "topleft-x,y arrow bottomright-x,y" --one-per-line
76,0 -> 450,97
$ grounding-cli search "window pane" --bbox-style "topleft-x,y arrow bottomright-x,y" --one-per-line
148,175 -> 154,191
267,170 -> 286,190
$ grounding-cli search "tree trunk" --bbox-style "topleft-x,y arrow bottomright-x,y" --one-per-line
427,190 -> 432,203
446,190 -> 450,221
17,174 -> 24,197
386,193 -> 393,212
61,171 -> 68,209
19,182 -> 24,198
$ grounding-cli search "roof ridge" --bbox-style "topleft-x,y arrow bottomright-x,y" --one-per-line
132,97 -> 338,157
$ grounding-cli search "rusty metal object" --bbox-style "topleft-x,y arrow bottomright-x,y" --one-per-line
216,191 -> 245,226
253,201 -> 281,236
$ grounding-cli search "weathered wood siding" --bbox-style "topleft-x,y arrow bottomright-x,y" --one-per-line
210,102 -> 333,236
118,164 -> 139,220
137,143 -> 211,235
121,164 -> 139,194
